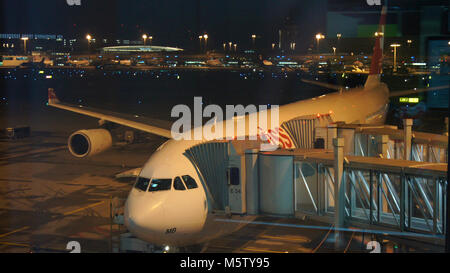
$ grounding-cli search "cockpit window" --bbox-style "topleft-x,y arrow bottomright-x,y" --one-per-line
148,178 -> 172,192
134,177 -> 150,191
173,177 -> 186,191
182,175 -> 198,189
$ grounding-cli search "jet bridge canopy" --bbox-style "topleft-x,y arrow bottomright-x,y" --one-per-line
281,114 -> 334,149
183,140 -> 261,213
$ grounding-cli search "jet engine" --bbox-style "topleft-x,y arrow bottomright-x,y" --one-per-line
68,129 -> 113,158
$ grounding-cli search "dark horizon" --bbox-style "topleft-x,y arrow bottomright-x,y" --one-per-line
1,0 -> 448,52
0,0 -> 344,51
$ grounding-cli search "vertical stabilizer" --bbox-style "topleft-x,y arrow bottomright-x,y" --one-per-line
364,6 -> 387,89
48,88 -> 60,104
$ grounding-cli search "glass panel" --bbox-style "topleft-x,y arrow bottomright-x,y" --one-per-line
148,178 -> 172,192
134,177 -> 150,191
228,168 -> 240,185
173,176 -> 186,191
294,161 -> 318,214
182,175 -> 198,189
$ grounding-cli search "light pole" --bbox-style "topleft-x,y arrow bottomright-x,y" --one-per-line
233,43 -> 237,52
390,43 -> 401,73
21,37 -> 29,55
229,42 -> 232,51
86,34 -> 92,52
332,47 -> 336,55
251,34 -> 256,48
223,43 -> 226,51
336,33 -> 341,53
142,34 -> 148,45
316,33 -> 325,54
203,34 -> 208,52
199,35 -> 203,51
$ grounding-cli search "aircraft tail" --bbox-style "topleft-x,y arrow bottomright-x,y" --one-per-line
364,5 -> 387,89
48,88 -> 60,104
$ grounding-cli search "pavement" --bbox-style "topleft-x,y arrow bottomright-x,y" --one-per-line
0,121 -> 162,252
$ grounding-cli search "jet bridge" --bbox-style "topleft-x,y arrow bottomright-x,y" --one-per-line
183,140 -> 261,215
281,114 -> 333,149
181,118 -> 447,247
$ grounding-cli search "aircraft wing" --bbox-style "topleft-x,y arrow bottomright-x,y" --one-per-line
389,85 -> 449,97
301,79 -> 342,91
47,88 -> 173,139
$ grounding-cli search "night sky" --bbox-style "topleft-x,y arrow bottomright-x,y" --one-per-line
0,0 -> 328,49
0,0 -> 404,50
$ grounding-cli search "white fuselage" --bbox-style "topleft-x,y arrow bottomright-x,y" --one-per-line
124,81 -> 390,247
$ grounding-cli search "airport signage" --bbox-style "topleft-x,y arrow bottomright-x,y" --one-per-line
366,0 -> 382,5
0,34 -> 63,40
66,0 -> 81,6
399,97 -> 420,103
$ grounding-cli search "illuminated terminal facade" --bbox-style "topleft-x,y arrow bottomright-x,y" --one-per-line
101,45 -> 184,54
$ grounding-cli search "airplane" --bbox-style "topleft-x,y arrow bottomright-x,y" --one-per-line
67,57 -> 90,67
19,58 -> 47,69
206,58 -> 223,67
262,60 -> 273,66
47,6 -> 449,250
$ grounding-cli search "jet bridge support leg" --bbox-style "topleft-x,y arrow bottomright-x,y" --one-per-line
403,119 -> 413,161
333,138 -> 345,249
378,135 -> 389,158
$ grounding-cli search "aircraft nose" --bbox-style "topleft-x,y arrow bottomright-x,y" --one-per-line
124,189 -> 166,236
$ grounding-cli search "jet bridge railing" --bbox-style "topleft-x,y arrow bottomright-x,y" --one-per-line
352,119 -> 448,163
294,153 -> 447,237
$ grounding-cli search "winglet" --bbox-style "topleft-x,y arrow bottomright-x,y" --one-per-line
48,88 -> 60,104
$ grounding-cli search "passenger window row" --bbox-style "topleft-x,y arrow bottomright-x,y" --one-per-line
134,175 -> 198,192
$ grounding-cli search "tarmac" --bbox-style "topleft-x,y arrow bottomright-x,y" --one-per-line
0,102 -> 445,253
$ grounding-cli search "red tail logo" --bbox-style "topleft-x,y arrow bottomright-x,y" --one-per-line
48,88 -> 60,104
369,6 -> 387,75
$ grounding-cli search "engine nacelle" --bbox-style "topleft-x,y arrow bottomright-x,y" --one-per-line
68,129 -> 113,158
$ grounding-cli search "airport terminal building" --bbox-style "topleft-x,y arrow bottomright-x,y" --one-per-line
100,45 -> 184,54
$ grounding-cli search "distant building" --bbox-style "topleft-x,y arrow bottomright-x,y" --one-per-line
100,45 -> 184,54
0,33 -> 65,54
326,0 -> 450,60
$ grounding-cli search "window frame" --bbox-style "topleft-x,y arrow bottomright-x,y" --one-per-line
134,176 -> 151,192
148,178 -> 173,192
173,176 -> 187,191
181,175 -> 198,190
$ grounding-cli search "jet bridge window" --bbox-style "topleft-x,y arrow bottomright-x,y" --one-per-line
227,167 -> 240,185
182,175 -> 198,189
134,177 -> 151,191
148,178 -> 172,192
173,177 -> 186,191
